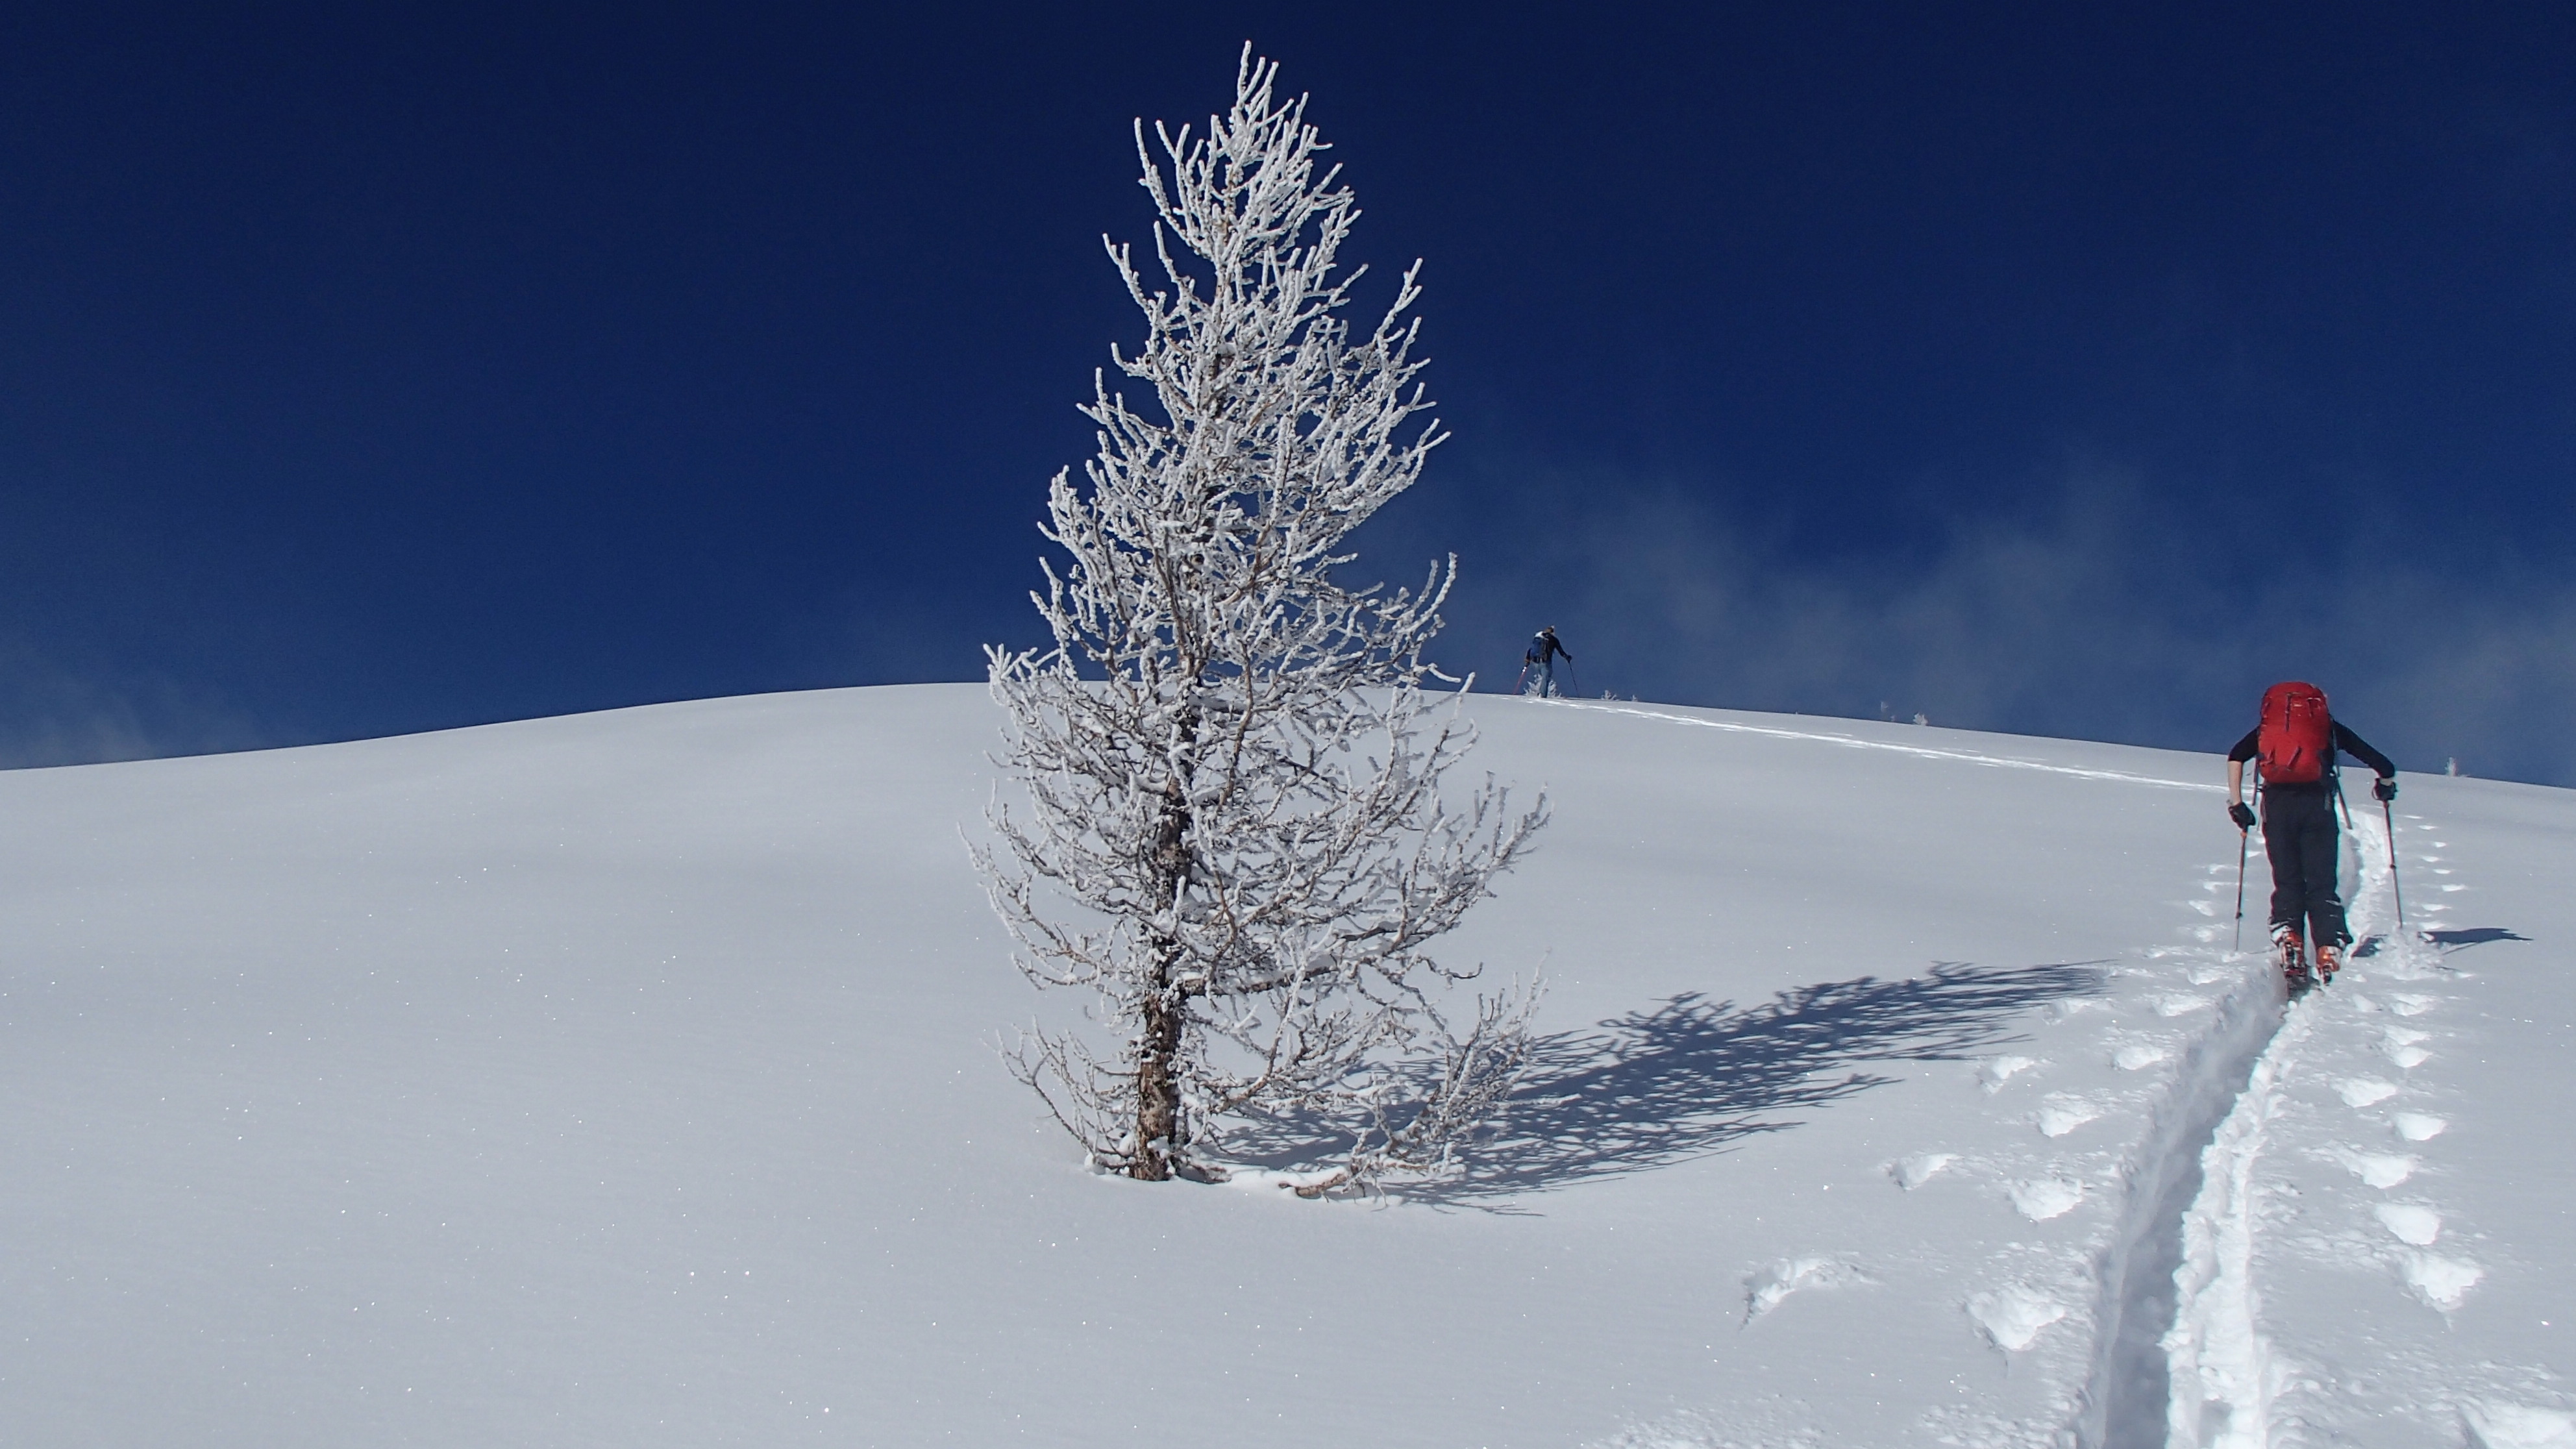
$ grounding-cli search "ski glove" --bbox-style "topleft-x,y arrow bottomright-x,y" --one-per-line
2373,776 -> 2398,802
2229,802 -> 2257,830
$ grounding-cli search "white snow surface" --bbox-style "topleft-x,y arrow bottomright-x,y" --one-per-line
2,685 -> 2568,1446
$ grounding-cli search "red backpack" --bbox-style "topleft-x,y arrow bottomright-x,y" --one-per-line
2258,682 -> 2333,784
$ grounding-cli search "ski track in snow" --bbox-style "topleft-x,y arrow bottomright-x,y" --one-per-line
1568,700 -> 2568,1449
1559,702 -> 2225,794
2157,805 -> 2566,1446
1581,700 -> 2316,1448
2160,995 -> 2305,1449
1566,696 -> 2390,1433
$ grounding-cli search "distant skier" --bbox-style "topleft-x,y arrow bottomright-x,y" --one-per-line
1520,626 -> 1574,698
2225,682 -> 2397,986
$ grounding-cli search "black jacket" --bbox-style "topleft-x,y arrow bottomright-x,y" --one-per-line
2228,721 -> 2395,793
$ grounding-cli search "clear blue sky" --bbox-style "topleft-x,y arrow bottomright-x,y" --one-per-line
5,4 -> 2571,782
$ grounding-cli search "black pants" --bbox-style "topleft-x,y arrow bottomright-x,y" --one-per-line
2261,787 -> 2347,947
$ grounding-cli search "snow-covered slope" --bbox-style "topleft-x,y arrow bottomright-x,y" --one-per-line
2,685 -> 2567,1448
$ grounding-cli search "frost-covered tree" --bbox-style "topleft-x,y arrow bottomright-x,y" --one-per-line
975,47 -> 1544,1191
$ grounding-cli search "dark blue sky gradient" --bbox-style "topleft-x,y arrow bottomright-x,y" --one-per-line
4,5 -> 2572,781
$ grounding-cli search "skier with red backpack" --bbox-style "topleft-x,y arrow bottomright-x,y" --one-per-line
2225,682 -> 2398,986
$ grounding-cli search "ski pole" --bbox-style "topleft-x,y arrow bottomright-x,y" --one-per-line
2383,798 -> 2406,935
2233,821 -> 2249,954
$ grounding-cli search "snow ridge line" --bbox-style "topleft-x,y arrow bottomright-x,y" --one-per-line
2076,963 -> 2288,1449
1555,702 -> 2222,793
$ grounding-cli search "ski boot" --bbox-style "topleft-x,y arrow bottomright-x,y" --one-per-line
2273,925 -> 2309,989
2314,939 -> 2343,985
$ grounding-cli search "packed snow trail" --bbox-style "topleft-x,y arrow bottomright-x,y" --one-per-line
1557,700 -> 2225,793
1561,700 -> 2343,1449
2084,964 -> 2288,1449
2156,801 -> 2575,1448
1563,704 -> 2569,1449
2160,1004 -> 2306,1448
2157,810 -> 2409,1449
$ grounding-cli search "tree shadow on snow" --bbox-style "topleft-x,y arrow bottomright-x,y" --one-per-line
1430,959 -> 2107,1205
1219,959 -> 2105,1207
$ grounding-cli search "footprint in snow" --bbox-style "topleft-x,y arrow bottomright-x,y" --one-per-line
2186,963 -> 2234,985
1980,1055 -> 2040,1092
2340,1078 -> 2401,1108
2395,1113 -> 2447,1141
1741,1256 -> 1870,1323
1966,1286 -> 2069,1352
2383,1028 -> 2433,1070
1889,1152 -> 1957,1190
2375,1202 -> 2443,1246
2155,994 -> 2212,1017
2034,1097 -> 2103,1139
2386,993 -> 2440,1017
2403,1251 -> 2484,1311
2460,1402 -> 2576,1449
2113,1043 -> 2170,1071
2009,1178 -> 2085,1220
2324,1148 -> 2418,1188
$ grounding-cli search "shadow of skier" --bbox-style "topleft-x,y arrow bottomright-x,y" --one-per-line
2355,925 -> 2527,961
2424,926 -> 2527,948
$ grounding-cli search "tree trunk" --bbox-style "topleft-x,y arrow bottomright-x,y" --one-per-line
1132,974 -> 1181,1180
1132,765 -> 1194,1180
